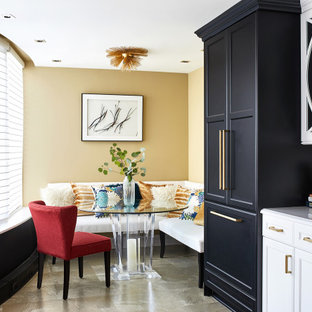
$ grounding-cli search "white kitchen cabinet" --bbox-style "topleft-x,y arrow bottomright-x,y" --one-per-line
294,248 -> 312,312
263,237 -> 294,312
261,207 -> 312,312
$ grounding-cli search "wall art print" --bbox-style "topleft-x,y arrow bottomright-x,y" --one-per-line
81,94 -> 143,141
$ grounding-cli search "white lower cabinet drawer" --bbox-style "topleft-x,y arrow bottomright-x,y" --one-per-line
263,214 -> 293,245
294,223 -> 312,254
294,248 -> 312,312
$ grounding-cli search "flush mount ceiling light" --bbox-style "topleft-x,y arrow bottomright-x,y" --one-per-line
106,47 -> 148,71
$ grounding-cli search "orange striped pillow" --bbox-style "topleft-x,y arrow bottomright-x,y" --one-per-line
168,185 -> 192,218
174,185 -> 192,206
71,183 -> 95,216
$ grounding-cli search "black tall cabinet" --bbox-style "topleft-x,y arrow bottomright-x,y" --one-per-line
196,1 -> 312,311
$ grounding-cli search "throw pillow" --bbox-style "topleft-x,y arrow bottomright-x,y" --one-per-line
92,185 -> 122,208
105,183 -> 142,201
167,185 -> 192,218
193,202 -> 204,226
179,189 -> 204,221
151,184 -> 177,201
137,181 -> 166,201
151,185 -> 177,209
40,185 -> 75,207
105,184 -> 123,199
71,183 -> 96,216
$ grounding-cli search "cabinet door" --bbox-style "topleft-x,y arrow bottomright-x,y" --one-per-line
205,32 -> 227,205
262,237 -> 294,312
227,15 -> 256,211
295,248 -> 312,312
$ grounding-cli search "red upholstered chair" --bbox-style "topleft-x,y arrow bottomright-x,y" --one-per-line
29,201 -> 111,300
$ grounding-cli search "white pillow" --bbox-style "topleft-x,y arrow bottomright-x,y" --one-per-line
151,184 -> 177,201
40,185 -> 75,206
151,185 -> 177,208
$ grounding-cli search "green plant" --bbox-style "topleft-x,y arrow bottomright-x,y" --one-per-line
98,143 -> 146,182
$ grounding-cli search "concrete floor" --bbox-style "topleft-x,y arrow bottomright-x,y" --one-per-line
0,246 -> 230,312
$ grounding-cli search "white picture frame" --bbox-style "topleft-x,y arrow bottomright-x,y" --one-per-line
81,93 -> 143,141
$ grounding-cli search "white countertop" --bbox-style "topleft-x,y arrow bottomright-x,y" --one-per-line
0,207 -> 32,235
261,207 -> 312,225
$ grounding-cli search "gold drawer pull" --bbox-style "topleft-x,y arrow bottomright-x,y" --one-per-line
210,211 -> 242,223
268,226 -> 284,233
285,255 -> 292,274
303,237 -> 312,243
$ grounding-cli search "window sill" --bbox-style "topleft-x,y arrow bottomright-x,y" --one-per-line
0,207 -> 31,235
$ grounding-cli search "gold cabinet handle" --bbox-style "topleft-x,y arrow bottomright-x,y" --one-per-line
303,237 -> 312,243
219,130 -> 222,190
210,210 -> 242,223
285,255 -> 292,274
222,130 -> 230,191
218,130 -> 230,191
268,226 -> 284,233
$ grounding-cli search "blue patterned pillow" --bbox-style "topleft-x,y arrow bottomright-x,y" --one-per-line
105,183 -> 142,200
180,211 -> 198,220
179,189 -> 204,221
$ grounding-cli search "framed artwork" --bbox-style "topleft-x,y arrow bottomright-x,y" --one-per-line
81,93 -> 143,141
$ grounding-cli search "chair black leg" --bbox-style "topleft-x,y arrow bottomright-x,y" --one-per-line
198,252 -> 204,288
52,256 -> 56,265
104,251 -> 110,288
37,252 -> 45,289
63,260 -> 70,300
160,231 -> 166,258
78,257 -> 83,278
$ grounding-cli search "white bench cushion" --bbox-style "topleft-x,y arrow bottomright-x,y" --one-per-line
75,214 -> 167,233
159,218 -> 204,253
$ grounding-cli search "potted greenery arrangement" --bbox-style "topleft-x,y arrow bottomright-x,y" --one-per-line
98,143 -> 146,206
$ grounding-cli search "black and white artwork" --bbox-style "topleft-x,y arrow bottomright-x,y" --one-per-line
81,94 -> 143,141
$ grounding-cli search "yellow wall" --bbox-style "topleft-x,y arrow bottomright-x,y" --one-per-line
23,66 -> 188,204
188,67 -> 204,183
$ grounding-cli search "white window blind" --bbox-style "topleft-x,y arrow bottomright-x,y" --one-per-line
0,42 -> 24,220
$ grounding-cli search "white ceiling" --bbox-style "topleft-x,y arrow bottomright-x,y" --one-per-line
0,0 -> 240,73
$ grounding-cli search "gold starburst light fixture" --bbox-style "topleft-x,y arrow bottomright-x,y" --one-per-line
106,46 -> 148,71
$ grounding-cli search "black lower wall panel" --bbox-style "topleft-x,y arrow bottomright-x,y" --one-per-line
0,218 -> 38,304
0,250 -> 38,304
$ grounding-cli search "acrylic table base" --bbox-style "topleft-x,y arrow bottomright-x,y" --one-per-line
110,213 -> 161,280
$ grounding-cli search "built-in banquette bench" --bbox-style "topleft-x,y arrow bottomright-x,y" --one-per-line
45,181 -> 203,233
46,181 -> 204,287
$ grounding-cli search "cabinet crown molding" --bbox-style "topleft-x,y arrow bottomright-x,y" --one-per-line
195,0 -> 301,41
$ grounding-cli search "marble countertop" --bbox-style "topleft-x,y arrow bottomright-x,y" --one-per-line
261,206 -> 312,225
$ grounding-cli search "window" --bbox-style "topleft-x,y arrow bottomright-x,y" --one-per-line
0,39 -> 24,220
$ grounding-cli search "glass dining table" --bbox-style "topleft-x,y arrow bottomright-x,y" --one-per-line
79,199 -> 187,280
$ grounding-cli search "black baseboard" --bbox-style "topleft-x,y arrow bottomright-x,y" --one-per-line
0,249 -> 38,305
